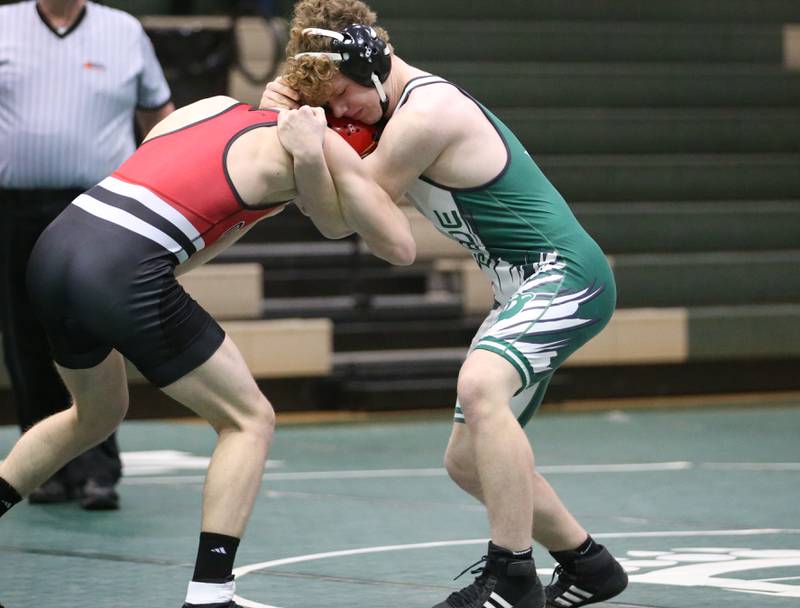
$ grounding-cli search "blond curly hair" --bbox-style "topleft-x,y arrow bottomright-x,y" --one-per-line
282,0 -> 390,106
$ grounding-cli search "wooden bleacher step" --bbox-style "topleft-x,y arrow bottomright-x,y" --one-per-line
499,108 -> 800,155
787,25 -> 800,69
385,20 -> 788,64
573,200 -> 800,254
261,292 -> 462,322
0,318 -> 333,389
539,153 -> 800,202
125,318 -> 332,383
414,62 -> 800,109
178,262 -> 262,320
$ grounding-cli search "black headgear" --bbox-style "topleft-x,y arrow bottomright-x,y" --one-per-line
295,24 -> 392,115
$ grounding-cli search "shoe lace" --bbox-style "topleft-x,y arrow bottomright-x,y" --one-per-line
445,556 -> 490,607
548,564 -> 576,593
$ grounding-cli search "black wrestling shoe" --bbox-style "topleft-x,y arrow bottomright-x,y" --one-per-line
433,543 -> 545,608
28,478 -> 72,504
545,545 -> 628,607
182,602 -> 240,608
79,479 -> 120,510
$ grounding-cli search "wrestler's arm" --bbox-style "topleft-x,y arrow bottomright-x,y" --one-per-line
362,101 -> 454,203
278,106 -> 354,238
322,132 -> 416,266
318,99 -> 455,265
290,142 -> 355,238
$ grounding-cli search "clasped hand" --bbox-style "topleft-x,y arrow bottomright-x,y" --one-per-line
277,105 -> 327,159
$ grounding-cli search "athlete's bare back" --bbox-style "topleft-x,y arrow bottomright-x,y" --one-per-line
146,96 -> 298,208
141,96 -> 299,272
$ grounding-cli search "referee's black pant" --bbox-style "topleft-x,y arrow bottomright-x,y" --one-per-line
0,189 -> 121,489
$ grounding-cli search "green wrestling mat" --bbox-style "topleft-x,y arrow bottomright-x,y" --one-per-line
1,401 -> 799,608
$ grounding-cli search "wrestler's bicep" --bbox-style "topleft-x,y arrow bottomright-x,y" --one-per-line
364,107 -> 451,202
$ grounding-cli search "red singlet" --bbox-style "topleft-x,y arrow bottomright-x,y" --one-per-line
112,102 -> 286,248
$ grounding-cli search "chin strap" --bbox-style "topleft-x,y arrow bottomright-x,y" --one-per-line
372,73 -> 390,117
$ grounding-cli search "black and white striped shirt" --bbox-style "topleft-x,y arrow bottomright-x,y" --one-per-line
0,1 -> 171,189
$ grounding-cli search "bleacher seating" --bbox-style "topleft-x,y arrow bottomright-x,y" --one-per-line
243,0 -> 800,408
158,0 -> 800,410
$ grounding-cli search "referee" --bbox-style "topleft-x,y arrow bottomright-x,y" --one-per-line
0,0 -> 174,509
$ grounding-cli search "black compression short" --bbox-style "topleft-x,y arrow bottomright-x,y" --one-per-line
27,204 -> 225,387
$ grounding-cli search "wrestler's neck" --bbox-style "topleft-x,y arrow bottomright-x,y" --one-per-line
384,56 -> 430,118
38,0 -> 86,30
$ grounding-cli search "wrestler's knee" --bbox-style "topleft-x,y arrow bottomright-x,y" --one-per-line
457,351 -> 520,427
456,369 -> 498,427
225,390 -> 275,441
444,441 -> 475,485
251,394 -> 276,438
74,395 -> 127,441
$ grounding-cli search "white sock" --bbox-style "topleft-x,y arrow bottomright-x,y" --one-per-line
185,578 -> 235,605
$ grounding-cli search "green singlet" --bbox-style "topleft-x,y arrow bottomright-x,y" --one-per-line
397,76 -> 617,425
